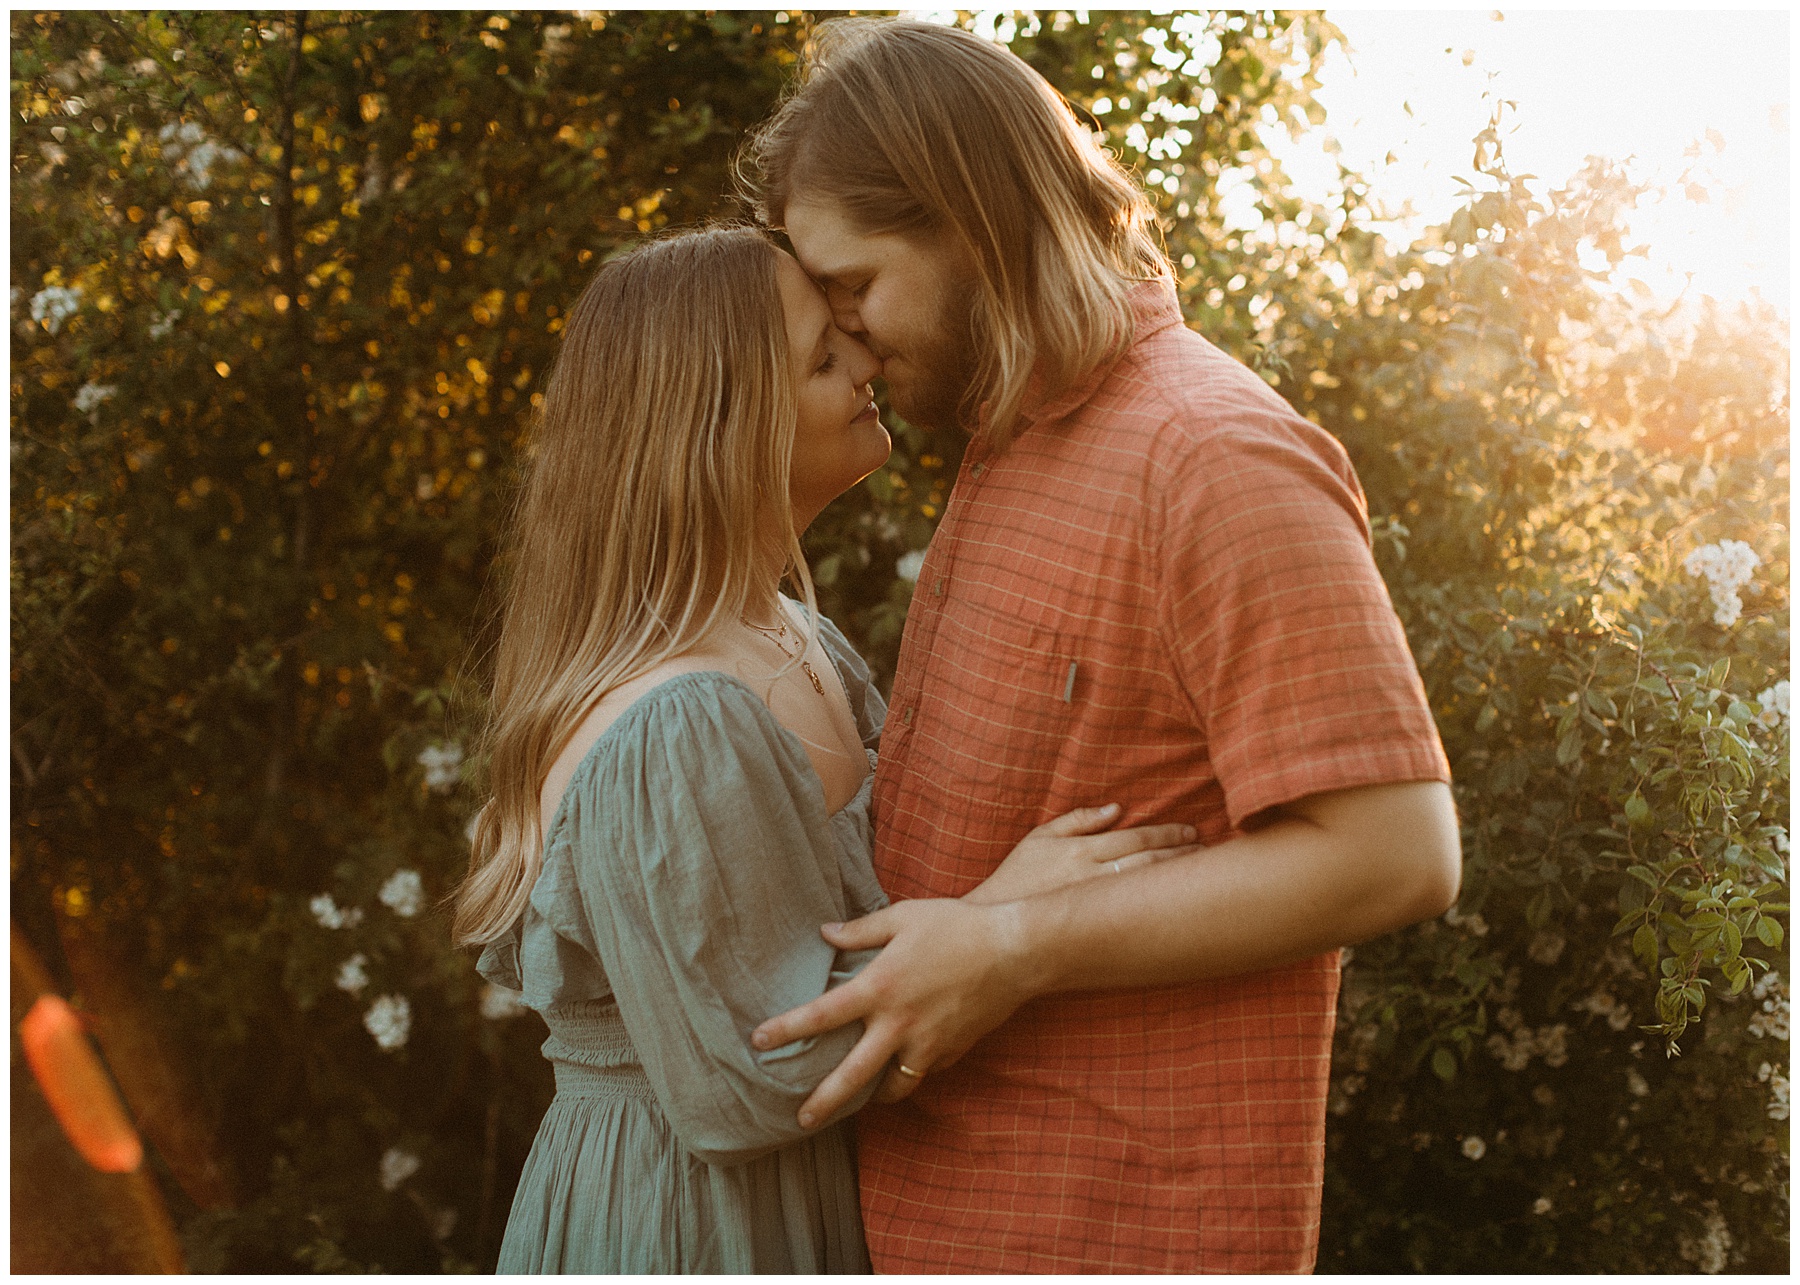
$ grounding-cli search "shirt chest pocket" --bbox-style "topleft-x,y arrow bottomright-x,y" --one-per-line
917,596 -> 1080,805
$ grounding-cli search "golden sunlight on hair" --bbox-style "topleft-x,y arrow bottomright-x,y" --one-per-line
739,18 -> 1169,448
453,225 -> 816,947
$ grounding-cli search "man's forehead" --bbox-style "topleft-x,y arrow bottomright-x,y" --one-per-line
783,199 -> 876,280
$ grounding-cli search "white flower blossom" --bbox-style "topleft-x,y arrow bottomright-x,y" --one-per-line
310,893 -> 365,930
1533,1196 -> 1553,1215
1683,539 -> 1759,628
418,742 -> 464,793
1573,988 -> 1635,1032
1679,1206 -> 1732,1274
1756,1062 -> 1789,1121
30,284 -> 82,334
379,869 -> 424,918
1461,1134 -> 1487,1160
158,119 -> 242,189
378,1145 -> 420,1192
72,382 -> 117,419
148,308 -> 182,341
480,983 -> 528,1021
1527,930 -> 1566,966
1747,970 -> 1789,1041
1625,1067 -> 1650,1097
1756,680 -> 1789,728
335,952 -> 369,996
363,993 -> 412,1051
1487,1018 -> 1569,1071
895,549 -> 927,584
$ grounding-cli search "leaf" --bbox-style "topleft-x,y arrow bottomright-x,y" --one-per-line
1754,917 -> 1784,948
1632,924 -> 1659,967
1556,726 -> 1583,766
1432,1046 -> 1457,1082
1720,920 -> 1742,963
1526,886 -> 1554,930
1624,793 -> 1652,828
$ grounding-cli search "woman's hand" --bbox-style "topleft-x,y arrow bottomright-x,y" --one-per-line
962,804 -> 1201,906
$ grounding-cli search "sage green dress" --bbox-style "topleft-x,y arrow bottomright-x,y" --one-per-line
478,617 -> 887,1274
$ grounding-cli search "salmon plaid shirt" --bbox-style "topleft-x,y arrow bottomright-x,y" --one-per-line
859,278 -> 1450,1273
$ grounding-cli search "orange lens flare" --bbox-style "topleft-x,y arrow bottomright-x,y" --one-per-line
18,994 -> 145,1174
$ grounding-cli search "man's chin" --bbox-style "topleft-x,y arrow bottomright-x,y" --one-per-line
886,382 -> 964,435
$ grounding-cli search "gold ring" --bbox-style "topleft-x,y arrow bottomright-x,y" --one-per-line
895,1062 -> 926,1080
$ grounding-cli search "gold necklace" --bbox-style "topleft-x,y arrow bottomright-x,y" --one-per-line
740,614 -> 826,696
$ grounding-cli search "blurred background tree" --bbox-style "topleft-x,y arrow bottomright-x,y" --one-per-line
12,9 -> 1786,1273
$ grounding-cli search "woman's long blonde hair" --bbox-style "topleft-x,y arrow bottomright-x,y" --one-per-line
453,225 -> 815,947
738,17 -> 1167,450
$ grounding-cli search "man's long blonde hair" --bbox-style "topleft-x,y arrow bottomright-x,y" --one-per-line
453,225 -> 815,947
739,17 -> 1167,449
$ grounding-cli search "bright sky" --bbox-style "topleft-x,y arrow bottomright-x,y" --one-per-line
1273,8 -> 1791,314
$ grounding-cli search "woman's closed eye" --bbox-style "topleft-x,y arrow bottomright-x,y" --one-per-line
816,350 -> 839,375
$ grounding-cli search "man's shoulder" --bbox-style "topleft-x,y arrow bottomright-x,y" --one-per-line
1093,322 -> 1351,482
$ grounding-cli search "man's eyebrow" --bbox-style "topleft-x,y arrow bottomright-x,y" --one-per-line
804,257 -> 863,288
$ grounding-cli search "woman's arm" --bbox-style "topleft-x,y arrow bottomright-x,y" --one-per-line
565,676 -> 881,1166
963,805 -> 1199,904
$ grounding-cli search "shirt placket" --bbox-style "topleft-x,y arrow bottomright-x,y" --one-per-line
888,448 -> 995,750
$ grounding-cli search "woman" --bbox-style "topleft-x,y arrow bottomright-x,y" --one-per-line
453,225 -> 1194,1273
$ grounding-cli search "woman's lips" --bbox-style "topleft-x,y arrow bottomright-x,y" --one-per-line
851,400 -> 880,424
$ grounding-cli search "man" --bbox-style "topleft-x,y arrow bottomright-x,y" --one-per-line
739,18 -> 1459,1274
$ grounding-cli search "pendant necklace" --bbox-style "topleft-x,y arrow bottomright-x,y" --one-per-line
740,614 -> 826,696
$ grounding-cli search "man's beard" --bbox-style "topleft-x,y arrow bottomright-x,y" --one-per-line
887,281 -> 979,434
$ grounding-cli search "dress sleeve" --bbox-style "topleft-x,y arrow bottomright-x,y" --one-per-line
551,674 -> 879,1166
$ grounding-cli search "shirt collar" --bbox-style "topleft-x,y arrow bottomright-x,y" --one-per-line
981,275 -> 1185,450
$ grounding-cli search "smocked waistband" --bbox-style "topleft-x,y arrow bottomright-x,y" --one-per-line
539,999 -> 657,1106
550,1056 -> 658,1106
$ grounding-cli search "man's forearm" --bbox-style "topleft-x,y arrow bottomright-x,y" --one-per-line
758,779 -> 1460,1124
1002,779 -> 1462,998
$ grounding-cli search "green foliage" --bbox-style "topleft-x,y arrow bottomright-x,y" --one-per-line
12,9 -> 1786,1274
1294,118 -> 1789,1274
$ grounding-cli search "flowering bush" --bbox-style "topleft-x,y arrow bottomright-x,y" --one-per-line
11,10 -> 1784,1274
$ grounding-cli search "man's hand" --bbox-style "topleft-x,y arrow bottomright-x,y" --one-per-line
751,897 -> 1038,1126
755,779 -> 1461,1128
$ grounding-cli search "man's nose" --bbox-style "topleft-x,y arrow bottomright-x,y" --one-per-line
844,333 -> 881,385
826,287 -> 864,338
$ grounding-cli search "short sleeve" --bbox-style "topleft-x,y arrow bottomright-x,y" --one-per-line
548,675 -> 879,1166
1157,411 -> 1450,828
474,929 -> 522,992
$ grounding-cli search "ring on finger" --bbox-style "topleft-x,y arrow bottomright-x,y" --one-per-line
894,1062 -> 926,1081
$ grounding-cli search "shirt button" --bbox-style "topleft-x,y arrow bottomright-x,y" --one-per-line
903,706 -> 915,725
933,578 -> 945,598
970,462 -> 987,479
